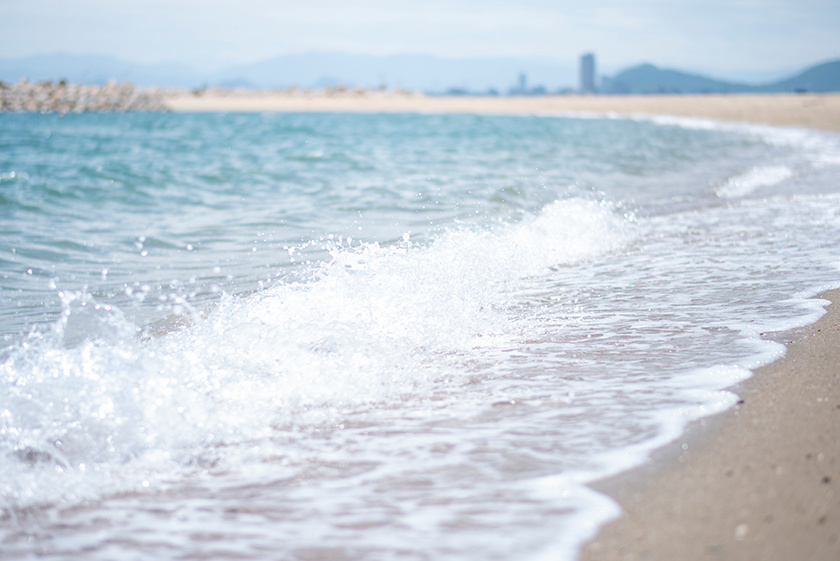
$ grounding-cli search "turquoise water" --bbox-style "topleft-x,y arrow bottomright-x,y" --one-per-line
1,111 -> 839,560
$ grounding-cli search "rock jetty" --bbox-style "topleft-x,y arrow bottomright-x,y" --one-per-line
0,80 -> 423,113
0,79 -> 170,113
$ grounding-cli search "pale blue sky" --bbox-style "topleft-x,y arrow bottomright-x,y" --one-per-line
2,0 -> 838,79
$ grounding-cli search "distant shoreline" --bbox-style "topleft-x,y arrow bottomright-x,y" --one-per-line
3,80 -> 840,133
164,91 -> 840,132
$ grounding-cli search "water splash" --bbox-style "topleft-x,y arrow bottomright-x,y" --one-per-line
0,198 -> 636,512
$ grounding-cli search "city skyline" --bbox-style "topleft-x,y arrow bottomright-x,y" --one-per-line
580,53 -> 597,94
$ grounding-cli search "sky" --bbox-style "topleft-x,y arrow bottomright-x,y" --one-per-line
2,0 -> 839,80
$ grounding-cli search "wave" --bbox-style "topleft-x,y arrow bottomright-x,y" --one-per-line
715,165 -> 794,198
0,198 -> 637,511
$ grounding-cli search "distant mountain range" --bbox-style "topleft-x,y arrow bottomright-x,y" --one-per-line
1,53 -> 839,94
601,60 -> 840,94
203,53 -> 578,93
0,54 -> 201,89
0,53 -> 576,93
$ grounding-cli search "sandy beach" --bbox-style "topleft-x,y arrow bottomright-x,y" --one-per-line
582,290 -> 840,560
165,92 -> 840,132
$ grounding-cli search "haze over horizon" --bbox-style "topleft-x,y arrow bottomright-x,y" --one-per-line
2,0 -> 839,85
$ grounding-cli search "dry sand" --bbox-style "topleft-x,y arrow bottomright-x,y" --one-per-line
167,91 -> 840,559
165,92 -> 840,132
582,290 -> 840,561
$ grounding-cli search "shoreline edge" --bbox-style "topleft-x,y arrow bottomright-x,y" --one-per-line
581,289 -> 840,560
163,93 -> 840,133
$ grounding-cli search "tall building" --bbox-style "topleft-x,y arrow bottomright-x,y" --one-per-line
580,53 -> 596,94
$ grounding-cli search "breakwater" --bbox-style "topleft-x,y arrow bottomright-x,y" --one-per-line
0,80 -> 170,112
0,81 -> 421,113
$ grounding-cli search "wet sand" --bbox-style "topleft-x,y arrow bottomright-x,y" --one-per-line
164,93 -> 840,132
582,289 -> 840,561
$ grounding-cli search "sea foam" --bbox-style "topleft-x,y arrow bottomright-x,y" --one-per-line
715,165 -> 794,198
0,197 -> 636,511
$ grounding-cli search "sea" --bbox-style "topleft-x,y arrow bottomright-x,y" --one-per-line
1,110 -> 839,560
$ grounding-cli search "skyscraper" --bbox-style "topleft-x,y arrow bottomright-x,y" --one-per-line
580,53 -> 596,94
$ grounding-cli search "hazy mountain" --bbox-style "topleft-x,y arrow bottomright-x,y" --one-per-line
2,53 -> 838,94
0,54 -> 202,88
601,60 -> 840,94
208,53 -> 577,92
601,64 -> 747,94
757,60 -> 840,93
0,52 -> 576,92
